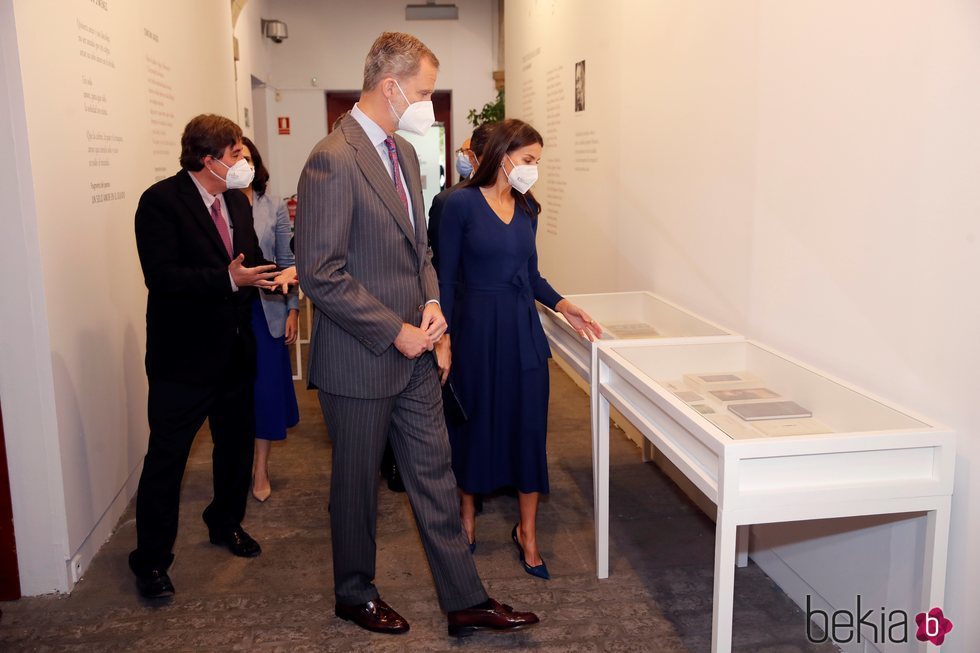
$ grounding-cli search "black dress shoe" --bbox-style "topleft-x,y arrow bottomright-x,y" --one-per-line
447,597 -> 539,637
386,463 -> 405,492
335,598 -> 410,634
133,569 -> 175,599
380,443 -> 406,493
209,526 -> 262,557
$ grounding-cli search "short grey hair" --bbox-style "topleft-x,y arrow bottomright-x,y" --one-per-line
362,32 -> 439,92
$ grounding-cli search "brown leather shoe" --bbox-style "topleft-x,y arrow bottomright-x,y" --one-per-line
335,598 -> 410,634
447,597 -> 540,637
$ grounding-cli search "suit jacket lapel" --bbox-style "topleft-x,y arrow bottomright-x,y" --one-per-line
342,115 -> 417,248
177,172 -> 232,262
394,136 -> 427,260
225,190 -> 251,259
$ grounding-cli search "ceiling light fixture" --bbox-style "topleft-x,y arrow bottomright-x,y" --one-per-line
406,1 -> 458,20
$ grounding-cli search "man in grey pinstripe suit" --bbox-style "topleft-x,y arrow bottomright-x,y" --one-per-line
295,32 -> 538,637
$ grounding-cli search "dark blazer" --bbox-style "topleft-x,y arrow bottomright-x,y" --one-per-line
426,180 -> 465,274
135,170 -> 269,384
295,113 -> 438,399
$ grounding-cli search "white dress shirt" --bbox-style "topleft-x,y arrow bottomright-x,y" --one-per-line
350,103 -> 415,229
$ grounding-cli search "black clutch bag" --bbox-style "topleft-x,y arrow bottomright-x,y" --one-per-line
442,379 -> 468,425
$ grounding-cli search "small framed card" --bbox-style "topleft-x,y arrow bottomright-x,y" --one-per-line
708,387 -> 780,403
683,371 -> 763,392
705,414 -> 764,440
728,401 -> 813,422
674,390 -> 704,403
603,322 -> 661,339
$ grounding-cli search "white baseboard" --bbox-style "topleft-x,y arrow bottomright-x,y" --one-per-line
750,532 -> 877,653
62,460 -> 143,592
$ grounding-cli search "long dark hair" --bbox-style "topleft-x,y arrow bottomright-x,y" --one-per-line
241,136 -> 270,196
464,118 -> 543,217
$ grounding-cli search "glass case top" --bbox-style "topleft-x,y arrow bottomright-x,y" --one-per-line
607,341 -> 930,439
560,292 -> 731,340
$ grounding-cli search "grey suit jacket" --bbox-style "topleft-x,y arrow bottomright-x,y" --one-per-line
295,113 -> 438,398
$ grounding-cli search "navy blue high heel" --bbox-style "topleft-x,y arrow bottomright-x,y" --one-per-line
511,524 -> 550,580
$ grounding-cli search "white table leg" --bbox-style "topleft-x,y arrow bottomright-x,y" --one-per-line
711,508 -> 737,653
641,440 -> 653,463
736,525 -> 749,568
595,392 -> 611,579
589,345 -> 600,499
919,497 -> 951,651
292,336 -> 303,382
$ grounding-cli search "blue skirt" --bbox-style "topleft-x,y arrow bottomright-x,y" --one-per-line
251,299 -> 299,441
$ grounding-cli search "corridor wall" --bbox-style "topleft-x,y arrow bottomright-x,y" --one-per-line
0,0 -> 237,594
507,2 -> 980,651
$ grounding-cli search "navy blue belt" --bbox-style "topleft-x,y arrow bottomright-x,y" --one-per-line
465,271 -> 549,371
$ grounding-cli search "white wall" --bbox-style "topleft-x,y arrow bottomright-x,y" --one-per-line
503,0 -> 621,294
260,89 -> 328,202
508,1 -> 980,650
0,0 -> 69,594
1,0 -> 238,594
244,0 -> 498,198
233,0 -> 274,140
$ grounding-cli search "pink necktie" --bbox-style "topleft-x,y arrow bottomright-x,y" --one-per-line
383,137 -> 409,216
210,196 -> 233,258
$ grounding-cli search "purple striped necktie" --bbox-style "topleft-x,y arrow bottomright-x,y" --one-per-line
383,136 -> 410,217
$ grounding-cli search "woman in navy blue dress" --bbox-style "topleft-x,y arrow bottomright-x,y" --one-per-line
241,137 -> 300,502
437,119 -> 601,579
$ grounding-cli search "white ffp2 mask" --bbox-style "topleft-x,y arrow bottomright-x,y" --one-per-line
389,80 -> 435,136
209,158 -> 255,189
504,155 -> 538,194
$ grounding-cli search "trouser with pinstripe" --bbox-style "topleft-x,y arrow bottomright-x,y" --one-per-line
317,353 -> 489,612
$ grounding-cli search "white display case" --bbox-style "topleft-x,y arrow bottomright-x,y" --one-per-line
592,339 -> 955,653
539,292 -> 743,469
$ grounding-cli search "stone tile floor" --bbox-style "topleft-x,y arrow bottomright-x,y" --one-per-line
0,362 -> 837,652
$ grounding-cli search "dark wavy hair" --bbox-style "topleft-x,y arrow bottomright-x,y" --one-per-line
470,121 -> 495,158
464,118 -> 543,216
241,136 -> 270,196
179,114 -> 242,171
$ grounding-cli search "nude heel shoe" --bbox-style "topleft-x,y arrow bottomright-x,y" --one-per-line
251,469 -> 271,502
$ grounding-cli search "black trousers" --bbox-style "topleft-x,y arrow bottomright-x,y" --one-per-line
130,338 -> 255,573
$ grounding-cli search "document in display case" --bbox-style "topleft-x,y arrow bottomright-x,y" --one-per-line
592,339 -> 955,653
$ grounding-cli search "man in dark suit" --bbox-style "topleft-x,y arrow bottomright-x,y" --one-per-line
295,32 -> 539,637
130,114 -> 290,599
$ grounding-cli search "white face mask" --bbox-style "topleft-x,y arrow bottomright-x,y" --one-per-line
209,157 -> 255,190
503,155 -> 538,194
389,79 -> 435,136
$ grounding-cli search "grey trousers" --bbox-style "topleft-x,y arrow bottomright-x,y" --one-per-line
317,353 -> 488,612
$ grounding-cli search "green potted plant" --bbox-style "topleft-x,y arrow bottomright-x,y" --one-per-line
467,89 -> 504,127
